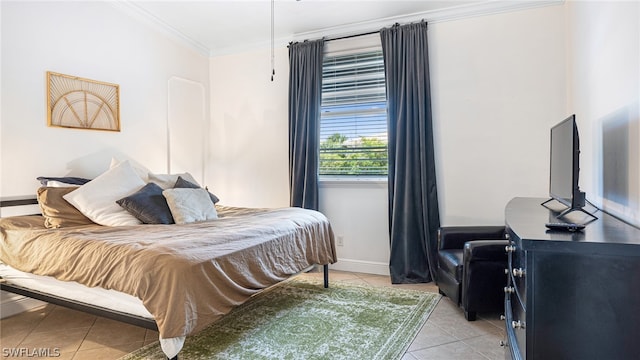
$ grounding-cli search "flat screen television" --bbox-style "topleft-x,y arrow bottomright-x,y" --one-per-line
543,114 -> 596,220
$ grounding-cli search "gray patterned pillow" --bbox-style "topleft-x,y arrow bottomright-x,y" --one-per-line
174,176 -> 220,204
162,188 -> 218,224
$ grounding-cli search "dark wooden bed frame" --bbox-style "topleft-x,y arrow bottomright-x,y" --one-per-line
0,196 -> 330,333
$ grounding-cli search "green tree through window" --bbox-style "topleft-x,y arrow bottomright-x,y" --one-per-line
320,134 -> 387,175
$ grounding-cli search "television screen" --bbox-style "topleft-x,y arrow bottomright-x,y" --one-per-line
549,115 -> 577,207
545,114 -> 597,221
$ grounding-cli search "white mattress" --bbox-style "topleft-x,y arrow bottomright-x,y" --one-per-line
0,263 -> 153,318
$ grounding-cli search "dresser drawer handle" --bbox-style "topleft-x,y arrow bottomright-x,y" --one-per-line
504,286 -> 515,294
512,320 -> 526,329
505,245 -> 517,252
513,268 -> 526,277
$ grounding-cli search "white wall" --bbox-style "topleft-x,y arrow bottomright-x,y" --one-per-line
0,1 -> 210,202
168,77 -> 207,184
567,0 -> 640,227
319,181 -> 390,275
431,4 -> 566,225
208,46 -> 290,208
209,4 -> 567,275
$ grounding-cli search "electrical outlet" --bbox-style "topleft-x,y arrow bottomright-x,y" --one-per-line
337,235 -> 344,246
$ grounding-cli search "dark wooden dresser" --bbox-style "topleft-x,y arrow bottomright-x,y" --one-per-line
504,197 -> 640,360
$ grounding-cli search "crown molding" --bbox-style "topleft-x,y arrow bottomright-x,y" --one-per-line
290,0 -> 563,44
212,0 -> 563,57
110,1 -> 211,57
112,0 -> 564,58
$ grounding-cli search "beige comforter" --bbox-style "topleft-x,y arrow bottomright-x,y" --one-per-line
0,206 -> 336,338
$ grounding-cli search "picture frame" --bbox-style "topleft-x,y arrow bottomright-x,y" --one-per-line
46,71 -> 120,132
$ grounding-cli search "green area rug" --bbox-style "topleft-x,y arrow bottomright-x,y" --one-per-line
122,277 -> 441,360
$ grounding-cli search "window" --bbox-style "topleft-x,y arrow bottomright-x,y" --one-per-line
320,49 -> 388,176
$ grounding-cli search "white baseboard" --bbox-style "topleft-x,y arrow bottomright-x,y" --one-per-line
1,291 -> 46,319
329,258 -> 390,276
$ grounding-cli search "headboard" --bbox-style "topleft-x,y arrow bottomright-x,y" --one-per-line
0,196 -> 39,217
0,197 -> 38,207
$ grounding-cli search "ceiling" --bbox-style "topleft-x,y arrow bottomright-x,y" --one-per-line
117,0 -> 556,56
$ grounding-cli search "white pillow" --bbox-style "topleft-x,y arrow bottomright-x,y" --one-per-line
46,181 -> 80,188
110,157 -> 151,182
163,188 -> 218,224
63,161 -> 146,226
149,172 -> 199,189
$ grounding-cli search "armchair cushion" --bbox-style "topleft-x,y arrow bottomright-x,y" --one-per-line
438,226 -> 506,250
464,240 -> 509,262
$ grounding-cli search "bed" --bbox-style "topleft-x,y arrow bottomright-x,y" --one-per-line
0,166 -> 336,359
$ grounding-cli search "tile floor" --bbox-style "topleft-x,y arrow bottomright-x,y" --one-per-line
1,271 -> 506,360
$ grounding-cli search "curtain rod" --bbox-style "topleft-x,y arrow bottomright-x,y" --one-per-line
291,21 -> 422,46
324,29 -> 380,42
324,21 -> 421,42
288,29 -> 379,47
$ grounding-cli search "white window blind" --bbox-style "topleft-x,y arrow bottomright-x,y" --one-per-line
320,50 -> 388,176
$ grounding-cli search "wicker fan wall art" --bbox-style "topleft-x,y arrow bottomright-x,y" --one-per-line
47,71 -> 120,131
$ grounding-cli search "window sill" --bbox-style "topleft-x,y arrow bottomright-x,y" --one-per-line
319,176 -> 388,186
